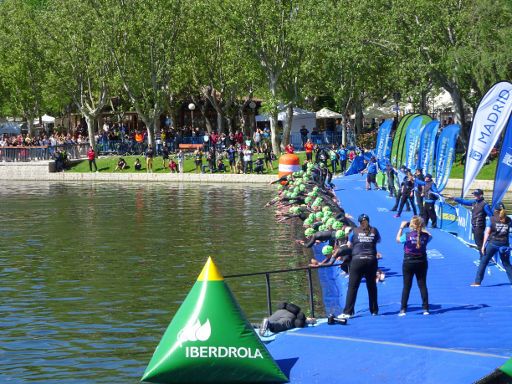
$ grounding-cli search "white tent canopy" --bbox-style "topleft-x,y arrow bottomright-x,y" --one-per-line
33,114 -> 55,125
256,106 -> 316,122
316,107 -> 343,119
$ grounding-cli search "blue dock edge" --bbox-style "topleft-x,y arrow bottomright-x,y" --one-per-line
265,174 -> 512,384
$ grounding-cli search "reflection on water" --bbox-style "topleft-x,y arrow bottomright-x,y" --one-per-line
0,182 -> 318,383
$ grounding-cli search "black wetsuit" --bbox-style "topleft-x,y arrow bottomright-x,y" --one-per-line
304,230 -> 336,247
342,226 -> 381,316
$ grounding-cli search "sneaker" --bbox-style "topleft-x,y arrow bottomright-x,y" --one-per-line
470,283 -> 481,287
393,214 -> 400,218
423,311 -> 430,315
398,310 -> 406,317
337,313 -> 351,320
371,312 -> 378,316
259,318 -> 269,336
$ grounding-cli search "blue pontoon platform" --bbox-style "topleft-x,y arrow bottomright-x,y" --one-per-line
266,174 -> 512,383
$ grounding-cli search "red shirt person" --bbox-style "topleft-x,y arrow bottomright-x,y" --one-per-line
87,147 -> 98,172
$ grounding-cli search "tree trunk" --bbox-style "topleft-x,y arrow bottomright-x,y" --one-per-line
216,111 -> 225,133
281,103 -> 293,150
84,114 -> 96,147
354,101 -> 364,138
269,113 -> 280,157
447,87 -> 468,147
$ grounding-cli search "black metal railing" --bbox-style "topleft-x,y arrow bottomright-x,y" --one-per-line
224,263 -> 340,318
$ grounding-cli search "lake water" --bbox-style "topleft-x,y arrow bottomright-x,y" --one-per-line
0,182 -> 319,383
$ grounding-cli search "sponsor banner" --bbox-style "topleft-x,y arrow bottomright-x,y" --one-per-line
404,116 -> 427,171
463,81 -> 512,196
456,204 -> 476,246
417,120 -> 440,175
391,113 -> 418,167
376,119 -> 393,161
491,115 -> 512,209
436,202 -> 458,233
278,163 -> 301,173
435,124 -> 460,192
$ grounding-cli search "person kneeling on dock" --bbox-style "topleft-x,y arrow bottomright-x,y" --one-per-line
259,302 -> 313,336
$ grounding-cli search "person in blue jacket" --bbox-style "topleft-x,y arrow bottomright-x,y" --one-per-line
414,174 -> 441,228
471,203 -> 512,287
361,157 -> 379,190
448,189 -> 492,259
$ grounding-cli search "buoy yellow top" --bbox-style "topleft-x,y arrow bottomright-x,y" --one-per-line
197,257 -> 224,281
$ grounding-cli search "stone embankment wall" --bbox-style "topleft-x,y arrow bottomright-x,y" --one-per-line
0,161 -> 500,193
0,161 -> 275,184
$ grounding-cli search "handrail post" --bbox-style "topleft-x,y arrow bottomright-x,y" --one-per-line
265,273 -> 272,316
306,268 -> 315,318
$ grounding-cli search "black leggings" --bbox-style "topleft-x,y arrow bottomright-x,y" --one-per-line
397,194 -> 417,215
473,227 -> 485,259
343,257 -> 378,316
401,259 -> 428,311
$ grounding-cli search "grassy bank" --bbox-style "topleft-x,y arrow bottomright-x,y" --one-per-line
68,152 -> 308,174
68,151 -> 498,180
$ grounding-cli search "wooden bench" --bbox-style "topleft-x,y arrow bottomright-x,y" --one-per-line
178,143 -> 203,151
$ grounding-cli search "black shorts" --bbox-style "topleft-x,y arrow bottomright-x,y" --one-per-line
367,173 -> 376,183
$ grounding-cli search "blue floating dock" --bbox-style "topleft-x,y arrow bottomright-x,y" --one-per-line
266,174 -> 512,383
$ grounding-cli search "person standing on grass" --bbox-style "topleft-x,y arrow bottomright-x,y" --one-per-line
396,216 -> 432,316
145,145 -> 154,173
87,147 -> 98,172
177,149 -> 185,173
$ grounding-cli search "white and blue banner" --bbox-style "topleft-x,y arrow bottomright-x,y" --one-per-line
417,120 -> 439,175
435,124 -> 460,192
463,81 -> 512,196
491,115 -> 512,209
404,116 -> 424,171
456,205 -> 476,246
375,119 -> 393,169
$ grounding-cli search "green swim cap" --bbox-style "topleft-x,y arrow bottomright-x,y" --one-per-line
332,221 -> 343,230
335,229 -> 345,239
291,192 -> 298,198
323,210 -> 333,218
322,206 -> 331,213
308,213 -> 316,220
313,186 -> 319,192
322,245 -> 333,255
315,212 -> 324,219
305,228 -> 315,237
305,196 -> 312,204
277,185 -> 283,190
317,225 -> 325,231
326,218 -> 335,226
299,184 -> 306,191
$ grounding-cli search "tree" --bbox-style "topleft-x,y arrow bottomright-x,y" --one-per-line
0,0 -> 48,134
97,0 -> 189,147
44,0 -> 112,146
